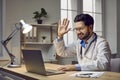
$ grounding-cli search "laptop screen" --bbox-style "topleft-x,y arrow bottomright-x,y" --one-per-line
22,49 -> 46,75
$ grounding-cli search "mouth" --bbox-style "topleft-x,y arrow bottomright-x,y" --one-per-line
78,33 -> 84,39
79,33 -> 84,36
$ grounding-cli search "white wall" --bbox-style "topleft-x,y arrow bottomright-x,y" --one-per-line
117,0 -> 120,53
0,0 -> 2,57
6,0 -> 60,24
4,0 -> 60,64
6,0 -> 60,40
1,0 -> 8,60
104,0 -> 117,54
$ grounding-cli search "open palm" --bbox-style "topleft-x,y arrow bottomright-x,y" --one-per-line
58,18 -> 71,38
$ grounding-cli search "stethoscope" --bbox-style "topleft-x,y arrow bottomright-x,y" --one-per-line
80,33 -> 97,59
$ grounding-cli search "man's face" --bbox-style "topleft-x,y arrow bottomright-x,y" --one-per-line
74,21 -> 93,40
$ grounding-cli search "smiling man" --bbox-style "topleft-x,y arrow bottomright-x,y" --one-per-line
53,14 -> 111,71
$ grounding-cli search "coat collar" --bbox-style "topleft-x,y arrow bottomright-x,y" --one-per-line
79,33 -> 97,48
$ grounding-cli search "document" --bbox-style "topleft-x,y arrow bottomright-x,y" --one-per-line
70,71 -> 104,78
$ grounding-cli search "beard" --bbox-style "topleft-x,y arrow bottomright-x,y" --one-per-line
77,31 -> 90,40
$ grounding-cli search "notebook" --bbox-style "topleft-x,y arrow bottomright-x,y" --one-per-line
22,49 -> 65,76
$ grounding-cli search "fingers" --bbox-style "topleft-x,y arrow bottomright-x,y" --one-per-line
58,20 -> 61,31
57,18 -> 70,37
58,18 -> 69,30
57,65 -> 76,71
62,19 -> 69,30
62,18 -> 66,25
65,19 -> 70,30
57,66 -> 67,71
62,18 -> 69,25
61,18 -> 69,27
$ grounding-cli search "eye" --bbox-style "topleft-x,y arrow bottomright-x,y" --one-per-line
81,27 -> 84,30
73,28 -> 81,31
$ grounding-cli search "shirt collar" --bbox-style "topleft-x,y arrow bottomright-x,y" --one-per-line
80,40 -> 85,48
80,33 -> 96,48
87,33 -> 96,44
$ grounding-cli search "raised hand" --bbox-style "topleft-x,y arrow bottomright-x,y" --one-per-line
57,18 -> 71,38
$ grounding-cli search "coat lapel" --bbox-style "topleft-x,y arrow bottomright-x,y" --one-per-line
84,33 -> 97,59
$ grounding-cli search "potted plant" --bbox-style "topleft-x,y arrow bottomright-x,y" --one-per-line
33,8 -> 48,24
41,36 -> 46,43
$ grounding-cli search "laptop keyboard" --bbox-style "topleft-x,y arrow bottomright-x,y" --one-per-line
46,69 -> 58,73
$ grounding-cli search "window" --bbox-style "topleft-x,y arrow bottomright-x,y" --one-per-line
83,0 -> 103,36
0,0 -> 2,57
61,0 -> 103,45
0,0 -> 7,59
60,0 -> 77,45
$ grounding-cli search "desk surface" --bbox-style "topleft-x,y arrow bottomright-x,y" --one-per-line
2,63 -> 120,80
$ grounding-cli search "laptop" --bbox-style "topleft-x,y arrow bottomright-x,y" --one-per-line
22,49 -> 65,76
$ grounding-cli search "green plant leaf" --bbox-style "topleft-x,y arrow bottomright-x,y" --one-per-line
33,8 -> 48,21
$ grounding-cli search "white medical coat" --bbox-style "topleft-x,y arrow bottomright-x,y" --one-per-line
53,33 -> 111,71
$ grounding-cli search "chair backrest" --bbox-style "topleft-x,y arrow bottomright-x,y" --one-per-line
110,58 -> 120,72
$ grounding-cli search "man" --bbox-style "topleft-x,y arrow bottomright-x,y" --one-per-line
53,14 -> 111,71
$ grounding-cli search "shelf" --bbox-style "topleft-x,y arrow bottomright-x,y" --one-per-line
22,23 -> 58,46
23,42 -> 53,45
31,23 -> 58,27
20,23 -> 57,62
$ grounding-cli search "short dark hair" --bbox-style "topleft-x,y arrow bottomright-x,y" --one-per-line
74,14 -> 94,26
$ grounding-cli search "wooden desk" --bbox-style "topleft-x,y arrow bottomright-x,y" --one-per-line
0,60 -> 9,67
2,63 -> 120,80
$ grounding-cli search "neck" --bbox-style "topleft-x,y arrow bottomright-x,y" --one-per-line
84,32 -> 94,42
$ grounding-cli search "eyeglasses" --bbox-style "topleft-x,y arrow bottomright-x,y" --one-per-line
71,27 -> 85,32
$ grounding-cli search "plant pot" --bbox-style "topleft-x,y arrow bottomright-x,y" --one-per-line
37,20 -> 42,24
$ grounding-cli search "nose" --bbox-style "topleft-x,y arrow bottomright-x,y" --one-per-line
76,29 -> 82,33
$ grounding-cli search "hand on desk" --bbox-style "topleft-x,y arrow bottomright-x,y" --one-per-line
57,64 -> 76,71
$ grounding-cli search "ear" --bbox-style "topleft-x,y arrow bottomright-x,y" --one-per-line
89,25 -> 93,30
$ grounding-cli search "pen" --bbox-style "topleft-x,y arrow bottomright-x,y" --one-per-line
80,73 -> 93,75
75,73 -> 93,78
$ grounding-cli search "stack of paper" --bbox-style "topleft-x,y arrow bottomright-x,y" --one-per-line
70,71 -> 104,78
